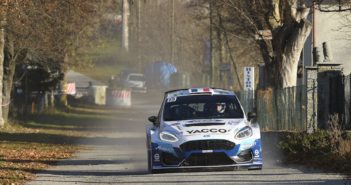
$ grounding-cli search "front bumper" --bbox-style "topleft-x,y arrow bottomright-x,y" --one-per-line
150,139 -> 263,169
152,162 -> 263,170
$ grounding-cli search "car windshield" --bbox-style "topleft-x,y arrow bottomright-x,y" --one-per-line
163,95 -> 244,121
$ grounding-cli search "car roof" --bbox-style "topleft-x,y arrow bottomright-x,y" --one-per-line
165,87 -> 236,98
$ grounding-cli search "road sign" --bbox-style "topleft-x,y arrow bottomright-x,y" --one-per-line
244,67 -> 254,91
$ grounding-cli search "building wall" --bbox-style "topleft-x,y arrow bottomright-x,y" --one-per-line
315,10 -> 351,74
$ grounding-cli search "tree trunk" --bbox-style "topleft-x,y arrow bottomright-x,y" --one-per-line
259,0 -> 312,88
58,54 -> 68,109
276,20 -> 311,88
0,29 -> 4,127
2,34 -> 16,122
50,89 -> 55,108
3,48 -> 26,121
0,2 -> 7,127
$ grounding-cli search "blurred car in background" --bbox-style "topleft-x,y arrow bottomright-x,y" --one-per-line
122,73 -> 147,93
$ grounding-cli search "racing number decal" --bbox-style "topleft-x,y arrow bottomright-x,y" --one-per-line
167,97 -> 177,102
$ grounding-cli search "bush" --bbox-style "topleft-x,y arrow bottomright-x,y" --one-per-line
279,114 -> 351,174
279,130 -> 331,162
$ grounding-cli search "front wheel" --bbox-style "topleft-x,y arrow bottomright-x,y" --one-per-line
147,148 -> 153,173
146,133 -> 153,173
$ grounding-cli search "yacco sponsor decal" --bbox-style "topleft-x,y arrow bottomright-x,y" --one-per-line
186,128 -> 230,134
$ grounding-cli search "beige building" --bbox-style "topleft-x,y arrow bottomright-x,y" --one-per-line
314,5 -> 351,74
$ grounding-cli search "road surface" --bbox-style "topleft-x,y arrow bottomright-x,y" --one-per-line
28,93 -> 350,185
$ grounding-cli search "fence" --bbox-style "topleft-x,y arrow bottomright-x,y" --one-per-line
239,86 -> 307,131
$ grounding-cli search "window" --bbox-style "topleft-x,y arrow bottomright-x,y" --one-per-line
163,95 -> 244,121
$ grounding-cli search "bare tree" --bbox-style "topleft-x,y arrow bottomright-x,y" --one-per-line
209,0 -> 312,88
0,0 -> 111,123
0,0 -> 9,127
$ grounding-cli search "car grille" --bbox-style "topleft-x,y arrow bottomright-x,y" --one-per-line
180,140 -> 235,151
182,152 -> 235,166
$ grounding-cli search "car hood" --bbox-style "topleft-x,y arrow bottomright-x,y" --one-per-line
162,118 -> 247,138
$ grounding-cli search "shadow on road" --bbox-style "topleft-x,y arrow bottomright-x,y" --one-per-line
0,132 -> 144,145
28,168 -> 350,185
1,159 -> 131,166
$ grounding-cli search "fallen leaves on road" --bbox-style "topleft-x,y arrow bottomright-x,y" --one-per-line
0,118 -> 86,185
0,141 -> 79,185
0,109 -> 115,185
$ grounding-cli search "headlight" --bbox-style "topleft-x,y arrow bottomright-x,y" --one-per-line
235,126 -> 253,139
159,131 -> 178,142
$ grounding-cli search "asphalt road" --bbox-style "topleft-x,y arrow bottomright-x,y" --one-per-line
28,93 -> 351,185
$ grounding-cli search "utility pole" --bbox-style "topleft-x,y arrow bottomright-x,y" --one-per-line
209,0 -> 215,86
312,0 -> 317,66
170,0 -> 175,64
312,0 -> 316,49
137,0 -> 141,70
122,0 -> 129,52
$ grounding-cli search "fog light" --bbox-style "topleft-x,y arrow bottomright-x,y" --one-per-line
233,149 -> 253,163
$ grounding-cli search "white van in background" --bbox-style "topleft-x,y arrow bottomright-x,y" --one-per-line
122,73 -> 147,93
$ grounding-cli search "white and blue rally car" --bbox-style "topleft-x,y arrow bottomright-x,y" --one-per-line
146,88 -> 262,173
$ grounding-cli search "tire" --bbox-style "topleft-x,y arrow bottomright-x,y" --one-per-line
147,148 -> 165,174
151,169 -> 164,174
146,134 -> 153,173
147,148 -> 153,173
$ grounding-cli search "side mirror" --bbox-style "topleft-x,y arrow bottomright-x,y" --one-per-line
247,112 -> 257,122
148,116 -> 159,126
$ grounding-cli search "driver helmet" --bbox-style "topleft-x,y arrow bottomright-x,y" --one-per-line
216,102 -> 226,113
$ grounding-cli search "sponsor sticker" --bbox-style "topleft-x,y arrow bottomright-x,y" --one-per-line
202,150 -> 213,153
154,153 -> 160,161
254,149 -> 260,158
186,128 -> 230,134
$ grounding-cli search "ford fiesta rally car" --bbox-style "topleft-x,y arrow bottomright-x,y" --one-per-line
146,88 -> 262,173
